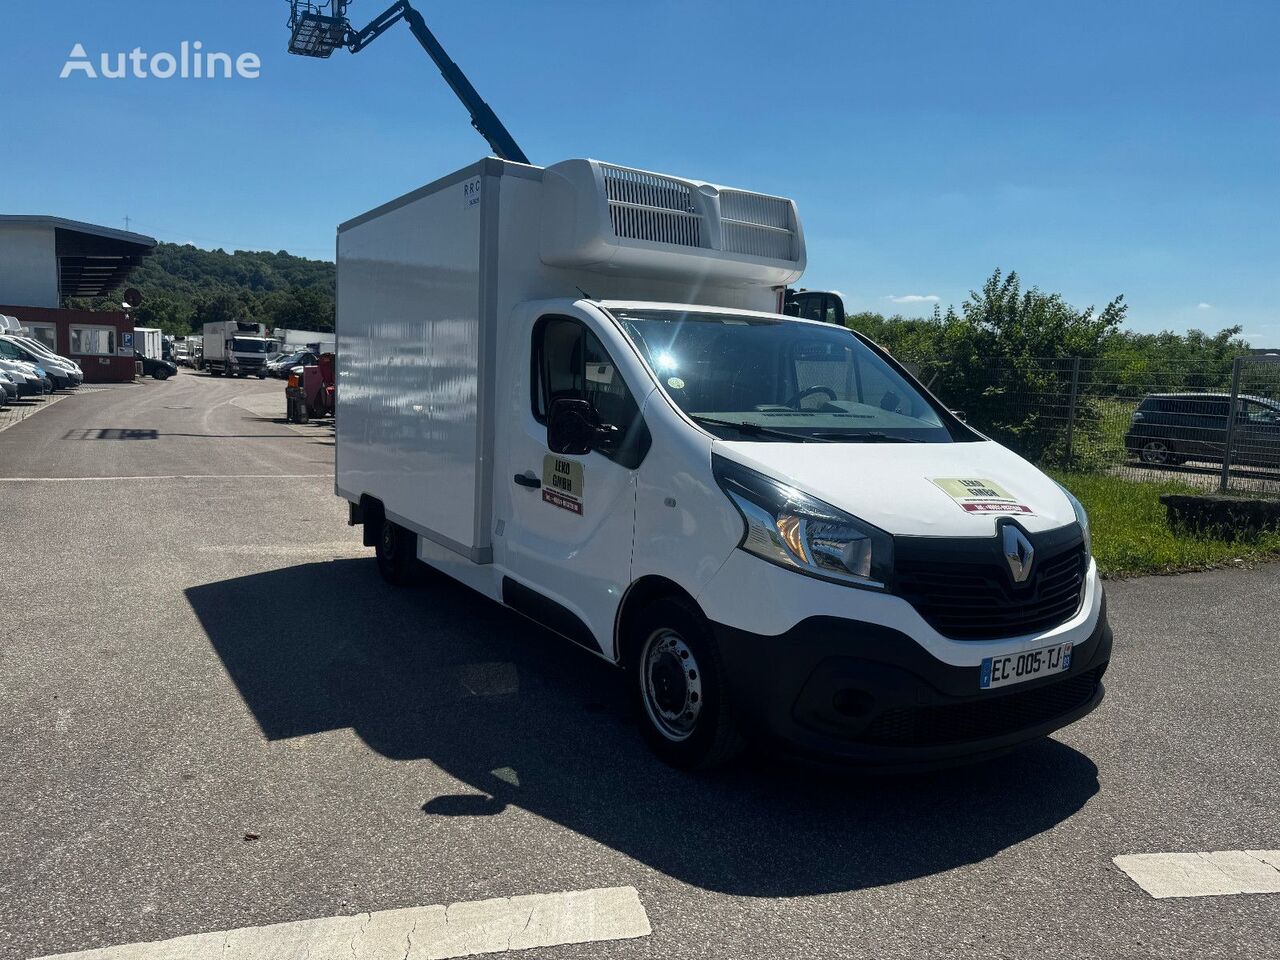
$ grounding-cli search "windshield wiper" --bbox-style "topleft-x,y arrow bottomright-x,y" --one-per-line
813,431 -> 924,443
688,415 -> 834,443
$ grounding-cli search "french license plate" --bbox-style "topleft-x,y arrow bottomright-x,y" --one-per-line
980,642 -> 1072,690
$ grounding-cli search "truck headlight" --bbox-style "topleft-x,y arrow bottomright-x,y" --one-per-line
1057,483 -> 1091,558
712,454 -> 893,588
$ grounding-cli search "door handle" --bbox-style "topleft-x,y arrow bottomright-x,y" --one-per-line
513,473 -> 541,489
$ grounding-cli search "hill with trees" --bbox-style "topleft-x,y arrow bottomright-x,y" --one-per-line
72,242 -> 335,336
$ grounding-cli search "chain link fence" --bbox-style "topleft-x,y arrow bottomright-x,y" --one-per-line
904,355 -> 1280,495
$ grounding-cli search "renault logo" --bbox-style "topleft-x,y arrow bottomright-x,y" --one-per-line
1002,526 -> 1035,583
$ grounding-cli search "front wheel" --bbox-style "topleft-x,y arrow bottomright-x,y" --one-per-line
374,517 -> 416,586
631,597 -> 744,770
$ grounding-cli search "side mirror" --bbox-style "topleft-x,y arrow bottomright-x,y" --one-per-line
784,289 -> 847,326
548,398 -> 619,456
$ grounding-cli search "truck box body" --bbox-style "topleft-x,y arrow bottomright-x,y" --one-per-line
133,327 -> 162,360
337,157 -> 805,562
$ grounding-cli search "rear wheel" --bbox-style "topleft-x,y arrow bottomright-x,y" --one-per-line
374,517 -> 416,586
1139,439 -> 1174,465
630,597 -> 744,770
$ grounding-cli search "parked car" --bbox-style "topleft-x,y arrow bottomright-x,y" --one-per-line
0,370 -> 17,405
0,336 -> 82,389
136,352 -> 178,381
1125,392 -> 1280,469
0,338 -> 74,391
0,358 -> 48,396
19,337 -> 84,383
269,350 -> 318,377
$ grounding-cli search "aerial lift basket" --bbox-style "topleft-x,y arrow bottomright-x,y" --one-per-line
287,1 -> 351,58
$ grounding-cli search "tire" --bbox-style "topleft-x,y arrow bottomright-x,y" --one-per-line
374,517 -> 416,586
1139,439 -> 1175,465
630,597 -> 744,770
153,370 -> 170,381
258,372 -> 267,379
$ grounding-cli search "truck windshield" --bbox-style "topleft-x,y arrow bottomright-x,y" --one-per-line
231,338 -> 268,352
613,309 -> 958,443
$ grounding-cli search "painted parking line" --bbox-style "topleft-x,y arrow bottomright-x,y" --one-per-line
1114,850 -> 1280,899
32,886 -> 650,960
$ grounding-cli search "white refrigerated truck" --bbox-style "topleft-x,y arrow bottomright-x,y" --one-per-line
336,157 -> 1112,769
201,320 -> 272,377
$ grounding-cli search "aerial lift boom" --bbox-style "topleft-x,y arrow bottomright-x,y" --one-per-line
287,1 -> 530,165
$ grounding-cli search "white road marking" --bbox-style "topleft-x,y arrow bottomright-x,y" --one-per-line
0,474 -> 330,482
1114,850 -> 1280,898
31,886 -> 650,960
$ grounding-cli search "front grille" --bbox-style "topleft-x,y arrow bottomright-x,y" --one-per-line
859,667 -> 1103,747
894,528 -> 1087,640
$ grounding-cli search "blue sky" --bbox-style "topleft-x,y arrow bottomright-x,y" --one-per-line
2,1 -> 1277,341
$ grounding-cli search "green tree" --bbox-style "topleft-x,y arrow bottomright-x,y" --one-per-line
130,294 -> 193,337
849,269 -> 1128,461
259,287 -> 334,332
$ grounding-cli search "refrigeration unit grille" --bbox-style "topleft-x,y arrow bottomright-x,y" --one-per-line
720,189 -> 792,228
602,165 -> 705,249
719,189 -> 797,260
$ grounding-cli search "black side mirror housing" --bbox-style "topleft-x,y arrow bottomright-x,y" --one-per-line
783,289 -> 847,326
548,398 -> 619,456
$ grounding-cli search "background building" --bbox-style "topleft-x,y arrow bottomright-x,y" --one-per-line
0,216 -> 156,382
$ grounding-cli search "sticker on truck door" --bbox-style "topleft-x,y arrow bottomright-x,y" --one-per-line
931,478 -> 1033,515
542,455 -> 584,515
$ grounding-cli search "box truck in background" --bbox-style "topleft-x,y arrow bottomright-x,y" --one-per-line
201,320 -> 272,377
335,156 -> 1111,770
276,328 -> 336,355
133,327 -> 162,360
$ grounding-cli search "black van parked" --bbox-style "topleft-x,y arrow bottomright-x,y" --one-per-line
1124,393 -> 1280,468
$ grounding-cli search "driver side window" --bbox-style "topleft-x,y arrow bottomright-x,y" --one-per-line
531,316 -> 650,468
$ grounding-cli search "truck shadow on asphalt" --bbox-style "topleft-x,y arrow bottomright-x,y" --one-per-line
186,558 -> 1099,898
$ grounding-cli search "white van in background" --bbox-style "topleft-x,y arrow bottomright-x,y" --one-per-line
335,157 -> 1112,769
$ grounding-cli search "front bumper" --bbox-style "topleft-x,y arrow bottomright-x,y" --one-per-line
712,593 -> 1112,770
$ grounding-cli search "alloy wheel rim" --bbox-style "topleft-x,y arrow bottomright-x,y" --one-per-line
1142,440 -> 1169,464
641,629 -> 703,742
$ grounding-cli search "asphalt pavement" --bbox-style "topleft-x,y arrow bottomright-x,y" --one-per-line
1,371 -> 1276,959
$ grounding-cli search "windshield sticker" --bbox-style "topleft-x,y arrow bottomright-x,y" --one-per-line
667,377 -> 685,390
931,478 -> 1034,515
542,455 -> 584,515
